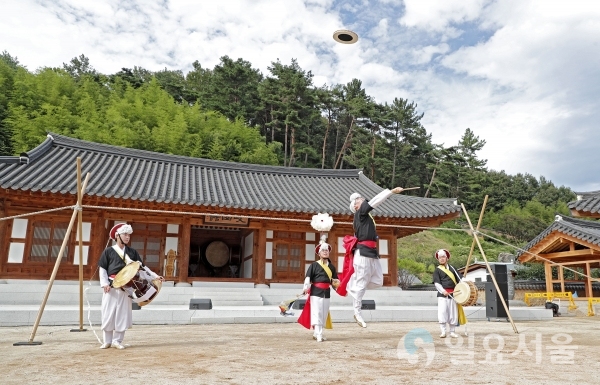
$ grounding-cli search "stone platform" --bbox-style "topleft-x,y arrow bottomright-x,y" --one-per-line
0,280 -> 554,327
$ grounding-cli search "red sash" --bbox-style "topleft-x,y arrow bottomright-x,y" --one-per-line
335,236 -> 357,296
358,240 -> 377,248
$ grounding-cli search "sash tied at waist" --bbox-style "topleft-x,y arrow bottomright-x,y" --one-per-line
358,240 -> 377,248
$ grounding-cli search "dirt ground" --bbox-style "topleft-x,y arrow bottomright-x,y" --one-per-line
1,318 -> 599,385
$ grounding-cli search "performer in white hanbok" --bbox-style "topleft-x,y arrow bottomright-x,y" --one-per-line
432,249 -> 462,338
98,223 -> 164,349
342,187 -> 404,328
298,242 -> 339,342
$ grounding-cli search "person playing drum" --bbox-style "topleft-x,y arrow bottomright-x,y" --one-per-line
98,223 -> 164,349
433,249 -> 462,338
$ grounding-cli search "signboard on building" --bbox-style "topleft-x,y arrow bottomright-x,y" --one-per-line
204,215 -> 249,227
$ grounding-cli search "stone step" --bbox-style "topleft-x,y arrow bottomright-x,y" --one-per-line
0,304 -> 554,327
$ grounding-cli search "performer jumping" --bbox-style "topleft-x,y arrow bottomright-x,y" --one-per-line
433,249 -> 463,338
339,187 -> 404,328
98,223 -> 164,349
297,241 -> 339,342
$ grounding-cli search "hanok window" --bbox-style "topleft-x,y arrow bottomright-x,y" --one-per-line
129,223 -> 164,271
273,231 -> 304,280
29,221 -> 70,263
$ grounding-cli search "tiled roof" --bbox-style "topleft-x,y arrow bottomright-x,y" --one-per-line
515,215 -> 600,259
569,190 -> 600,216
513,280 -> 600,292
0,134 -> 461,218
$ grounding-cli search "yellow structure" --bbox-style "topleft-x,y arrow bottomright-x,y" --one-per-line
588,298 -> 600,316
524,292 -> 578,310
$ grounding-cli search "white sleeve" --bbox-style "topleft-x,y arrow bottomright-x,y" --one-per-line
434,283 -> 446,295
143,265 -> 160,279
368,189 -> 393,209
99,267 -> 110,287
303,276 -> 311,291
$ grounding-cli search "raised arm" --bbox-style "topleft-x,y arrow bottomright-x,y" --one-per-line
368,187 -> 404,209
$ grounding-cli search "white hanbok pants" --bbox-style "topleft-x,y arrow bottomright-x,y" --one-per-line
101,287 -> 133,333
348,249 -> 383,316
437,297 -> 457,332
310,296 -> 330,337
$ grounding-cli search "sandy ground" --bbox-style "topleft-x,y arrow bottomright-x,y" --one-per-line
1,318 -> 599,385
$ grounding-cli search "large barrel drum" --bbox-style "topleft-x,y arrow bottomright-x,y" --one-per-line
205,241 -> 229,268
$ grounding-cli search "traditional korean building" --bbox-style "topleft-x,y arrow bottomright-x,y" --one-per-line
516,214 -> 600,298
0,133 -> 461,286
569,190 -> 600,218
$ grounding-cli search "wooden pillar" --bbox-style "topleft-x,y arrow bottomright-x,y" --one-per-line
544,261 -> 553,293
89,210 -> 106,279
178,216 -> 191,283
390,233 -> 398,288
255,226 -> 266,284
585,262 -> 592,298
559,265 -> 565,292
0,199 -> 7,274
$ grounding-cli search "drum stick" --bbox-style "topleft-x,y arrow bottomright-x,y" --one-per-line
401,187 -> 420,191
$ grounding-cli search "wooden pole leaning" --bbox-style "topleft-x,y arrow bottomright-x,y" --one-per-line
71,157 -> 87,332
14,160 -> 91,346
463,195 -> 489,276
460,203 -> 519,334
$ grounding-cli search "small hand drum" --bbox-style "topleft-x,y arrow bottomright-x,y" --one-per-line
453,281 -> 478,306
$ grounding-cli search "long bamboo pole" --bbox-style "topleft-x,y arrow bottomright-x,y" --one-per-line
25,162 -> 90,343
464,195 -> 489,276
72,157 -> 87,332
461,203 -> 519,334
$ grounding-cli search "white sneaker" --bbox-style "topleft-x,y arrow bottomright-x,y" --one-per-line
99,343 -> 111,349
450,332 -> 459,338
354,315 -> 367,328
316,336 -> 323,342
111,342 -> 126,350
440,332 -> 446,338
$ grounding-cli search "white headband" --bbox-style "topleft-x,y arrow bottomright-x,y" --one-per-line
117,224 -> 133,235
349,193 -> 362,213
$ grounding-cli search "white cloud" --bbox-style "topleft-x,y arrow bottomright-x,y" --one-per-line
400,0 -> 489,31
1,0 -> 600,191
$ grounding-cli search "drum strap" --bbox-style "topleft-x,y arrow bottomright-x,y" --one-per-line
112,245 -> 134,264
437,265 -> 457,285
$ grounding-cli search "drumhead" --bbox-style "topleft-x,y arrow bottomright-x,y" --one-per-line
452,281 -> 471,305
112,262 -> 141,288
138,279 -> 162,307
206,241 -> 229,267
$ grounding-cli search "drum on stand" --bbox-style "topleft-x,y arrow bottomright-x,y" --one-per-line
453,280 -> 478,306
205,241 -> 230,268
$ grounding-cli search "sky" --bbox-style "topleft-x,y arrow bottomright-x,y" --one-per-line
2,0 -> 599,192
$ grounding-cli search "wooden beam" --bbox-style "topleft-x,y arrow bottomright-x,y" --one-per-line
559,265 -> 565,292
544,262 -> 553,293
585,263 -> 593,298
536,257 -> 600,265
390,234 -> 398,287
542,249 -> 597,259
255,228 -> 266,284
0,199 -> 7,275
177,217 -> 191,284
